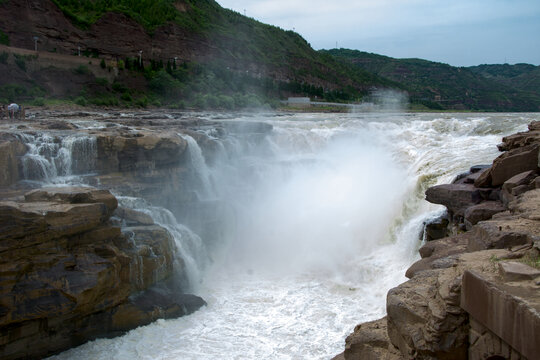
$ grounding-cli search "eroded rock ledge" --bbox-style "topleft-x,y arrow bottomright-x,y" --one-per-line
335,122 -> 540,360
0,187 -> 205,359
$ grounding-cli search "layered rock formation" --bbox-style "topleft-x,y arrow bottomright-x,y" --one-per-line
0,110 -> 275,359
336,122 -> 540,360
0,186 -> 205,359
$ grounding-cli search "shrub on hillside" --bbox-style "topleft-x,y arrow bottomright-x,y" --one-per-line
0,51 -> 8,64
74,65 -> 91,75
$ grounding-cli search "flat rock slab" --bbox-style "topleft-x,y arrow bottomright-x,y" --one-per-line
499,261 -> 540,281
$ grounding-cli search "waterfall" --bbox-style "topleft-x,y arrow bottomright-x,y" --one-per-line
179,133 -> 215,199
17,133 -> 97,183
116,196 -> 208,291
46,112 -> 537,360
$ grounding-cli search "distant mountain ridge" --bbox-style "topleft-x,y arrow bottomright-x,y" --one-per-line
0,0 -> 538,111
323,49 -> 540,111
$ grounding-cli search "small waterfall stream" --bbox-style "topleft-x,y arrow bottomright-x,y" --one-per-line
17,133 -> 97,183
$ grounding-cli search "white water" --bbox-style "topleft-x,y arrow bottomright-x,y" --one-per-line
49,112 -> 535,360
18,132 -> 97,184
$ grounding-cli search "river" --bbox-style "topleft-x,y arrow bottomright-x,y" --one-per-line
47,111 -> 535,360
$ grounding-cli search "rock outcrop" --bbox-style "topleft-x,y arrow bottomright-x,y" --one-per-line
0,187 -> 205,360
336,122 -> 540,360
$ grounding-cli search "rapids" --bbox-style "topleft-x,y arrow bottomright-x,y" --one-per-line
47,112 -> 535,360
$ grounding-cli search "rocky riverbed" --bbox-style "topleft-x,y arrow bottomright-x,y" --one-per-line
334,122 -> 540,360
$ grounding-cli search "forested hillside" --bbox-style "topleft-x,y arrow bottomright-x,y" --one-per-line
0,0 -> 538,111
324,49 -> 540,111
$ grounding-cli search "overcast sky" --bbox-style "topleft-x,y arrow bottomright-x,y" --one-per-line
216,0 -> 540,67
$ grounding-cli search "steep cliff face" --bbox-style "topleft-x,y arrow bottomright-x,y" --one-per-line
0,113 -> 231,359
0,186 -> 205,360
0,0 -> 208,63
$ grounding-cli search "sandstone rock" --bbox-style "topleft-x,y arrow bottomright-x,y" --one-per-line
123,225 -> 178,291
498,129 -> 540,151
501,170 -> 537,194
386,269 -> 468,360
425,184 -> 479,217
498,261 -> 540,281
340,317 -> 404,360
96,131 -> 188,174
499,170 -> 537,206
490,144 -> 540,186
464,201 -> 505,230
111,288 -> 206,334
467,217 -> 536,252
0,201 -> 109,253
419,233 -> 471,259
114,207 -> 154,226
474,166 -> 492,188
461,269 -> 540,360
468,318 -> 526,360
24,186 -> 118,216
0,187 -> 195,360
528,121 -> 540,131
407,234 -> 471,278
0,135 -> 27,187
423,216 -> 450,241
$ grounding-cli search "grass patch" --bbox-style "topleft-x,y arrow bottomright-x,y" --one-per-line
518,253 -> 540,269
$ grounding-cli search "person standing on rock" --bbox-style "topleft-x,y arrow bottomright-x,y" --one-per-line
7,103 -> 20,119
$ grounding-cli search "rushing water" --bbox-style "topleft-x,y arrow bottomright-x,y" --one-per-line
46,112 -> 535,360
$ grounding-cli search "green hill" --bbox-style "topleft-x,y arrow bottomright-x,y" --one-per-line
323,49 -> 540,111
0,0 -> 538,111
468,64 -> 540,93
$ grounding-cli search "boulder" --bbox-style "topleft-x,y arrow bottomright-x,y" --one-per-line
425,184 -> 478,217
498,129 -> 540,151
467,216 -> 536,252
407,234 -> 471,278
490,144 -> 539,186
111,288 -> 206,334
386,268 -> 468,360
498,261 -> 540,281
96,131 -> 188,174
423,216 -> 450,241
339,317 -> 404,360
464,201 -> 505,230
500,170 -> 537,206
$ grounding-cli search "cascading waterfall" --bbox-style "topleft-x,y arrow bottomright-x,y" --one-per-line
179,133 -> 215,199
48,112 -> 535,360
17,133 -> 97,183
116,196 -> 208,291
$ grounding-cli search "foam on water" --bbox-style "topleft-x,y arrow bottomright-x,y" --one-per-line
49,112 -> 534,360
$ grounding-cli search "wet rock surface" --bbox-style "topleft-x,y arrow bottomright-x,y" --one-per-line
0,186 -> 204,359
338,122 -> 540,359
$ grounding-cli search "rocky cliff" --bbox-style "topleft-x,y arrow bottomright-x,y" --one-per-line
0,112 -> 240,359
335,122 -> 540,360
0,186 -> 205,359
